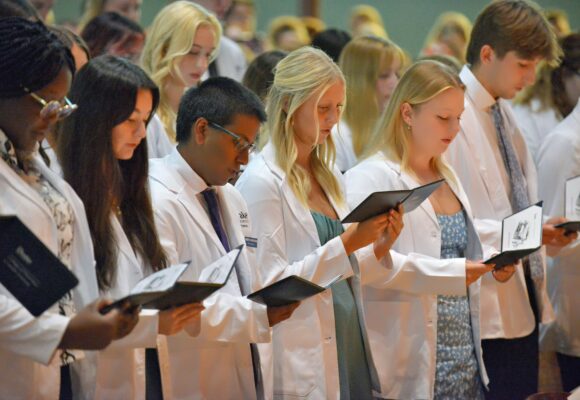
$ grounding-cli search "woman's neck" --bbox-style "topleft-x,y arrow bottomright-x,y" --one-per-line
407,149 -> 439,182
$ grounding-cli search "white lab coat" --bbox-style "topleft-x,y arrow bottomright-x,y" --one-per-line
94,216 -> 160,400
149,148 -> 271,400
446,66 -> 553,340
536,99 -> 580,357
147,114 -> 175,160
511,98 -> 561,166
0,153 -> 99,400
344,152 -> 490,399
235,143 -> 391,400
202,36 -> 247,82
331,120 -> 358,172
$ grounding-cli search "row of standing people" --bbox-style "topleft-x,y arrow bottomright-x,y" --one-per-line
1,2 -> 579,400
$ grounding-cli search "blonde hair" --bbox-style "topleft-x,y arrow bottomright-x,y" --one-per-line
339,35 -> 404,158
264,46 -> 345,207
422,12 -> 472,63
267,16 -> 310,51
350,5 -> 385,36
141,1 -> 221,142
366,60 -> 464,184
545,9 -> 571,37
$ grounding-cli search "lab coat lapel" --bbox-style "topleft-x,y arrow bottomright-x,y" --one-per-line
262,144 -> 320,245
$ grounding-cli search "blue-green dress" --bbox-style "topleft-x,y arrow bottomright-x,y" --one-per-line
434,211 -> 484,399
311,211 -> 374,400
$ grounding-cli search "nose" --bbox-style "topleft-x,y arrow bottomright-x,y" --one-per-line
196,54 -> 210,71
326,106 -> 340,127
136,121 -> 147,139
236,148 -> 250,165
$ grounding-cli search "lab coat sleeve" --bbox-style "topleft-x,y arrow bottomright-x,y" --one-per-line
344,159 -> 467,296
365,250 -> 467,296
196,292 -> 270,343
0,295 -> 69,365
237,170 -> 354,290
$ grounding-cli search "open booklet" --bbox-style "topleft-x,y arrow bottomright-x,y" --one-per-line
0,215 -> 79,317
342,179 -> 445,223
555,175 -> 580,233
100,245 -> 243,314
484,202 -> 543,269
247,274 -> 343,307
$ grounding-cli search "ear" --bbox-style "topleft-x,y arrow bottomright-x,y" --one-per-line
193,118 -> 209,145
400,102 -> 413,127
479,44 -> 495,66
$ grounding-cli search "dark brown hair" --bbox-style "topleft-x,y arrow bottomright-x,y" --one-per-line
58,55 -> 167,290
466,0 -> 560,67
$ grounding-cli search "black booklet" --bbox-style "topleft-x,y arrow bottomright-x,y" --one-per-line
484,202 -> 543,269
555,175 -> 580,233
0,215 -> 79,317
100,245 -> 243,313
247,274 -> 343,307
342,179 -> 445,223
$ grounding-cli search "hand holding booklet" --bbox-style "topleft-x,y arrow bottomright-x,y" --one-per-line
0,215 -> 79,317
342,179 -> 445,223
554,175 -> 580,233
247,274 -> 343,307
100,245 -> 243,314
484,202 -> 543,269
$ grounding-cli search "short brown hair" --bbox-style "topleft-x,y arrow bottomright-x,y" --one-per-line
466,0 -> 560,67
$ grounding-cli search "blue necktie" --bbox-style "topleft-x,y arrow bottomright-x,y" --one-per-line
201,188 -> 264,400
491,103 -> 544,283
202,188 -> 230,252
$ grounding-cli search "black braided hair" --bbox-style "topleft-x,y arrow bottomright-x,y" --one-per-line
0,17 -> 75,98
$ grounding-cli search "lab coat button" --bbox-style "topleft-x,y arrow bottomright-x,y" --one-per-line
431,231 -> 438,238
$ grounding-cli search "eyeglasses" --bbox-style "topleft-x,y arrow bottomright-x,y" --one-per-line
23,87 -> 78,120
208,121 -> 256,153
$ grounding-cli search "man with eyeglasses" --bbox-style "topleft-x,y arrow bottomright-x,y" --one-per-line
147,77 -> 298,399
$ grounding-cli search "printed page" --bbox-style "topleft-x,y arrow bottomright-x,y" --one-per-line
565,175 -> 580,221
501,204 -> 543,251
131,263 -> 189,294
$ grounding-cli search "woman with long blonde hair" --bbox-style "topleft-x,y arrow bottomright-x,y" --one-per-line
333,35 -> 404,171
236,46 -> 403,399
141,1 -> 221,157
346,61 -> 510,399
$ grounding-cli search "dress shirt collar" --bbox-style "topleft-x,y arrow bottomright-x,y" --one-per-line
460,65 -> 496,111
170,147 -> 210,195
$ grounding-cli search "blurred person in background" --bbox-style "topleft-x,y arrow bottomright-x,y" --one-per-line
81,12 -> 144,62
267,15 -> 310,52
513,33 -> 580,164
420,11 -> 472,64
79,0 -> 141,31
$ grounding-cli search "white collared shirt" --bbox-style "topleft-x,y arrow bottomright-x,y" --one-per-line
445,65 -> 552,339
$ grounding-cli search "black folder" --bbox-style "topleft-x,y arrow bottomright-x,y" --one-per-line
342,179 -> 445,223
483,202 -> 543,269
100,245 -> 243,313
0,215 -> 79,317
247,274 -> 342,307
554,221 -> 580,233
